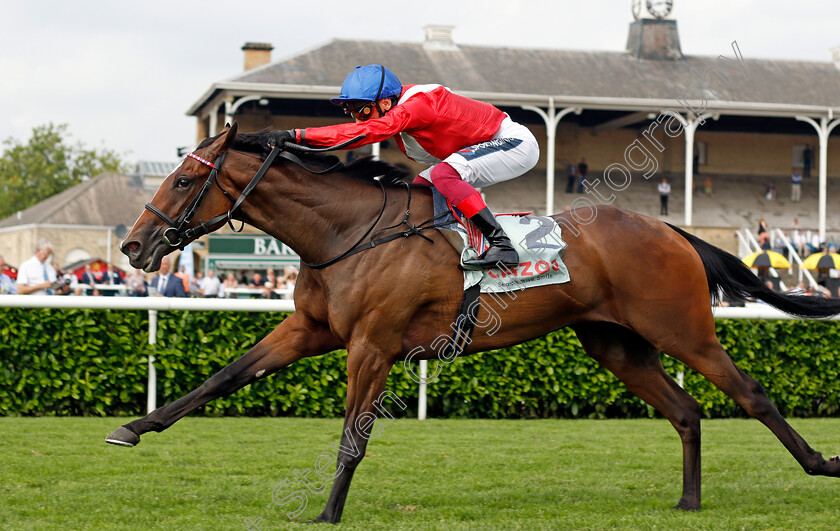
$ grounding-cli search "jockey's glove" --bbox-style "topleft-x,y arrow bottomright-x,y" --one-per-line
268,129 -> 295,148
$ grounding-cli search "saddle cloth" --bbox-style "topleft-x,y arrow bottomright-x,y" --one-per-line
432,188 -> 571,292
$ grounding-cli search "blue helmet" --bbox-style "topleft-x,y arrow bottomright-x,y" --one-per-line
330,65 -> 402,105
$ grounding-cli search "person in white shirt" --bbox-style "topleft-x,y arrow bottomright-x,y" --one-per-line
658,178 -> 671,216
199,269 -> 223,298
16,238 -> 57,295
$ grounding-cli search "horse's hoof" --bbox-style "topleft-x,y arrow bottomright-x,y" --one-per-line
105,426 -> 140,447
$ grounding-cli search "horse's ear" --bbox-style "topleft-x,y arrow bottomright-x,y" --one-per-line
217,121 -> 238,154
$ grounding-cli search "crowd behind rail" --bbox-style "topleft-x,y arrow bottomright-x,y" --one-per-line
0,239 -> 297,300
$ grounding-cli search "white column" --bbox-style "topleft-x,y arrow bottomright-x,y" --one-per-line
371,142 -> 380,161
684,123 -> 696,227
521,101 -> 582,216
417,359 -> 427,420
662,111 -> 717,227
147,309 -> 158,414
796,114 -> 840,241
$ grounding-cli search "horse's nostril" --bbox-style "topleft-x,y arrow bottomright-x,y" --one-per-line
124,241 -> 141,253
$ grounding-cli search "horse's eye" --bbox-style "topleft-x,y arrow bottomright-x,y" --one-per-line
176,177 -> 191,189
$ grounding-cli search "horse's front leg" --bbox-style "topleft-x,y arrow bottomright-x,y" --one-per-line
312,342 -> 398,524
106,311 -> 341,446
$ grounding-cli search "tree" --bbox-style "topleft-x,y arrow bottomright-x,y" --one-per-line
0,123 -> 125,220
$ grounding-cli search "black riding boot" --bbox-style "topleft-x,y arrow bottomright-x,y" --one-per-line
462,207 -> 520,268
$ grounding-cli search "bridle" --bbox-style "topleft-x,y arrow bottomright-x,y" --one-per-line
144,138 -> 448,266
144,145 -> 288,250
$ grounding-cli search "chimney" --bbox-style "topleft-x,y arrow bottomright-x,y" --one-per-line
423,25 -> 457,51
626,19 -> 683,61
241,42 -> 273,71
831,46 -> 840,70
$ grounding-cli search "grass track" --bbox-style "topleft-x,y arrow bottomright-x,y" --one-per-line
2,417 -> 840,530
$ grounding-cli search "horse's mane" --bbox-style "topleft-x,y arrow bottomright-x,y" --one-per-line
197,129 -> 412,186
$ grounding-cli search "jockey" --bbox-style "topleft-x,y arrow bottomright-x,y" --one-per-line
269,64 -> 539,269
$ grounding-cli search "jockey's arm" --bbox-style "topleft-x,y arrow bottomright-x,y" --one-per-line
298,96 -> 434,150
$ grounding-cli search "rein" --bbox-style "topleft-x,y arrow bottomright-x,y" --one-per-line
144,138 -> 448,265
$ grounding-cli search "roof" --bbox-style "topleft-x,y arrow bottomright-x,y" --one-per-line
190,37 -> 840,115
0,172 -> 154,229
134,161 -> 178,179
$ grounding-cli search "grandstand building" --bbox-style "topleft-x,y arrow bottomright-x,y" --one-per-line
186,9 -> 840,253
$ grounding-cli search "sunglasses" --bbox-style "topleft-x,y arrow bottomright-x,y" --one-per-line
341,102 -> 376,121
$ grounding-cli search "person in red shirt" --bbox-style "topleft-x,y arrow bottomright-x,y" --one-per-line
269,64 -> 539,269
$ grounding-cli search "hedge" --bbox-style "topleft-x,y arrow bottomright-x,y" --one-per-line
1,308 -> 839,418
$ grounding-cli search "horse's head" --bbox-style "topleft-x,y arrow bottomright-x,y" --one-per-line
121,123 -> 239,272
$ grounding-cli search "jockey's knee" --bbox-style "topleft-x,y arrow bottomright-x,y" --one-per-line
429,162 -> 462,184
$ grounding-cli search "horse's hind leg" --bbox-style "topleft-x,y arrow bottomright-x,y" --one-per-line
106,311 -> 340,446
574,322 -> 703,510
670,336 -> 840,478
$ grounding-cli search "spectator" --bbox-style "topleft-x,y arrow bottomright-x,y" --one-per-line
263,269 -> 279,299
279,266 -> 299,299
100,263 -> 123,297
223,272 -> 239,291
199,269 -> 223,298
576,157 -> 588,194
657,178 -> 671,216
772,235 -> 787,257
802,145 -> 813,178
189,272 -> 203,296
564,160 -> 578,194
127,268 -> 147,297
239,271 -> 249,286
175,265 -> 191,295
248,272 -> 264,289
791,169 -> 802,203
790,219 -> 807,257
757,217 -> 770,250
80,263 -> 98,296
149,256 -> 186,297
16,238 -> 57,295
53,265 -> 73,296
0,255 -> 17,294
765,182 -> 776,200
785,282 -> 807,296
808,233 -> 823,255
703,176 -> 713,197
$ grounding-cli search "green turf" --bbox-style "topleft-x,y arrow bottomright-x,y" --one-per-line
1,417 -> 839,530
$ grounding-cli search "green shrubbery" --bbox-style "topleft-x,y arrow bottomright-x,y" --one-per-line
1,308 -> 838,418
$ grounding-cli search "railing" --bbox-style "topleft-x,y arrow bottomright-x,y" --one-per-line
70,283 -> 294,299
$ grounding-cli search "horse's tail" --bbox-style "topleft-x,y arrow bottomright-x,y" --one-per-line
667,223 -> 840,318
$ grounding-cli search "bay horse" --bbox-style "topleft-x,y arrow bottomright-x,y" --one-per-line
108,123 -> 840,523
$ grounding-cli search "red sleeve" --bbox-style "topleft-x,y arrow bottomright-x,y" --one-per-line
302,95 -> 436,150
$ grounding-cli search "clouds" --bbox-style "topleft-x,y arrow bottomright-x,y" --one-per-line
1,0 -> 838,164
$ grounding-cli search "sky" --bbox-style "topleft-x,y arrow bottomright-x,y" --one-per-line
1,0 -> 839,166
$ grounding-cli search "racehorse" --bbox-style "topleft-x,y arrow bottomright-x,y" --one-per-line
108,123 -> 840,523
